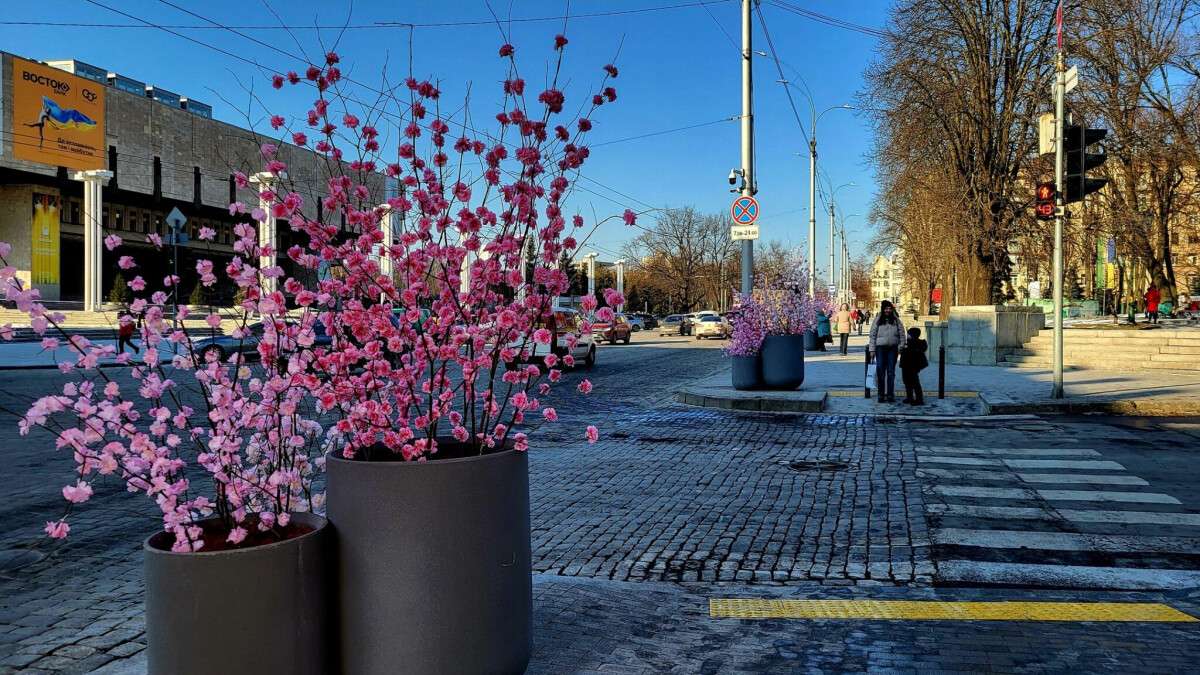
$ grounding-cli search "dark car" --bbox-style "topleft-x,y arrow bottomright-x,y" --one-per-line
194,320 -> 332,363
633,313 -> 659,330
658,314 -> 686,336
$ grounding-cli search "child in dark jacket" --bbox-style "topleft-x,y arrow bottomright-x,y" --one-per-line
900,327 -> 928,405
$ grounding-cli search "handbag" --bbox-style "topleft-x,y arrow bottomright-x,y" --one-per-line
865,363 -> 877,389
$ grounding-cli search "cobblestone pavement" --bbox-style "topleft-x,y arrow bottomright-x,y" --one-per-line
3,336 -> 1200,673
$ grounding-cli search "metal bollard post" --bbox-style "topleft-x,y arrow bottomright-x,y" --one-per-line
938,344 -> 946,399
864,349 -> 872,399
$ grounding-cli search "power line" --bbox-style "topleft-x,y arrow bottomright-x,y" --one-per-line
695,0 -> 741,52
591,115 -> 740,147
2,1 -> 737,30
766,0 -> 891,40
754,4 -> 809,144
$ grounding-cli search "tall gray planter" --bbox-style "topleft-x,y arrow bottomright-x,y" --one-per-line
761,334 -> 806,390
143,512 -> 330,675
731,354 -> 762,390
327,445 -> 532,675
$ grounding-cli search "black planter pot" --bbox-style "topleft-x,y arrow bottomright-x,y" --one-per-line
731,354 -> 762,390
761,334 -> 806,390
803,328 -> 819,351
143,512 -> 331,675
327,445 -> 532,675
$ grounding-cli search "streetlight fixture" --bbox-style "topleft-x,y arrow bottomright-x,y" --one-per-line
808,104 -> 855,298
827,182 -> 855,298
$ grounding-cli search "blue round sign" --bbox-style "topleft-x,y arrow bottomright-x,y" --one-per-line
731,196 -> 759,225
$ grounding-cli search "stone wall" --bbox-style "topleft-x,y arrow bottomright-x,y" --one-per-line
944,305 -> 1045,365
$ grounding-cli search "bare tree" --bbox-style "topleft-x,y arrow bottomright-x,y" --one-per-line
622,207 -> 739,312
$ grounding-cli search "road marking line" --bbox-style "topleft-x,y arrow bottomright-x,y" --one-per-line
920,456 -> 1005,466
936,560 -> 1200,591
1017,473 -> 1149,486
930,504 -> 1200,526
1003,459 -> 1127,470
1036,490 -> 1180,505
919,446 -> 1102,457
932,528 -> 1200,554
933,486 -> 1179,504
918,468 -> 1022,482
934,486 -> 1035,499
708,598 -> 1196,622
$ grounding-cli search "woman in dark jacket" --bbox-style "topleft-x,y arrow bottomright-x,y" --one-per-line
868,300 -> 906,403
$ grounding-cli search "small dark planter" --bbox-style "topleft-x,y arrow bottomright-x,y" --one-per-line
143,513 -> 330,675
327,444 -> 531,675
803,328 -> 819,351
761,334 -> 806,390
731,354 -> 762,390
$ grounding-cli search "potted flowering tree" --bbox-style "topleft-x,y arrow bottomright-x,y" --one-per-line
251,38 -> 623,674
757,263 -> 818,390
0,235 -> 331,673
724,293 -> 767,390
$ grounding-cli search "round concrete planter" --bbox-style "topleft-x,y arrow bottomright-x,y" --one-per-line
731,354 -> 762,390
143,513 -> 331,675
761,334 -> 806,390
327,444 -> 532,675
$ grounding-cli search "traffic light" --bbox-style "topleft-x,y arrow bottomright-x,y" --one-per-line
1035,181 -> 1055,220
1064,123 -> 1107,203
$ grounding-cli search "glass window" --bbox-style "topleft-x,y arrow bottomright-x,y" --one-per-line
112,207 -> 124,231
142,211 -> 150,234
102,205 -> 109,229
68,199 -> 81,224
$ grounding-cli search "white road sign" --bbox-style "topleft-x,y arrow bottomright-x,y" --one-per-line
730,224 -> 759,241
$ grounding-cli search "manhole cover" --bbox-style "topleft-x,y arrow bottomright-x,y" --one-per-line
783,460 -> 849,472
0,549 -> 45,573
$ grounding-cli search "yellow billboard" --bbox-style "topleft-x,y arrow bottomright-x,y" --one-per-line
32,193 -> 61,285
11,57 -> 106,170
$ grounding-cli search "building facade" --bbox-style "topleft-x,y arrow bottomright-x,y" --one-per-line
870,252 -> 914,311
0,51 -> 366,308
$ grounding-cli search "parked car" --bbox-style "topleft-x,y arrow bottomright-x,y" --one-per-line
592,313 -> 632,344
195,320 -> 333,363
507,307 -> 596,368
659,314 -> 686,336
626,315 -> 646,332
682,311 -> 719,336
635,313 -> 659,330
693,314 -> 729,340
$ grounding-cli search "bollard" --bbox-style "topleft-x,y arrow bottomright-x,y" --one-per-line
938,344 -> 946,400
864,349 -> 872,399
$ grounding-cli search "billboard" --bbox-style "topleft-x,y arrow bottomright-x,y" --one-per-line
11,57 -> 106,170
31,193 -> 61,286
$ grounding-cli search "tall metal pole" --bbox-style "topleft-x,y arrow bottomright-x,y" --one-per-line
808,130 -> 817,298
828,201 -> 836,295
740,0 -> 755,296
1052,8 -> 1066,399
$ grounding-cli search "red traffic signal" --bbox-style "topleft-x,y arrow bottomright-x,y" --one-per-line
1035,181 -> 1055,220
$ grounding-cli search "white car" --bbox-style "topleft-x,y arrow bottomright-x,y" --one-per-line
693,314 -> 729,339
507,307 -> 596,368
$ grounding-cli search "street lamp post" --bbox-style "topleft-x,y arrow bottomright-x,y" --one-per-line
828,182 -> 855,299
806,104 -> 854,298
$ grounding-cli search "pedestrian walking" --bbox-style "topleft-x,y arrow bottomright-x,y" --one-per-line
900,326 -> 928,405
117,313 -> 140,354
853,308 -> 864,335
815,309 -> 831,352
868,300 -> 906,403
834,303 -> 853,356
1145,285 -> 1161,324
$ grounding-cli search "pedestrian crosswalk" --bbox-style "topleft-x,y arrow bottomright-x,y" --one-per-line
916,444 -> 1200,590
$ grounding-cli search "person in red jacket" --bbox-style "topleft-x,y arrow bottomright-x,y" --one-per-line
117,313 -> 140,354
1145,285 -> 1162,324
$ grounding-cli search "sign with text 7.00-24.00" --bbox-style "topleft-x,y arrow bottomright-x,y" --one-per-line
730,195 -> 760,241
12,57 -> 106,171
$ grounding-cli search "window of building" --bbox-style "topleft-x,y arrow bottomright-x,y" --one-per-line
102,206 -> 110,230
68,199 -> 81,225
154,212 -> 164,235
142,211 -> 151,234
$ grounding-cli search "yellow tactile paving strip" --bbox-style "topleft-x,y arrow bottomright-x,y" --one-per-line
709,599 -> 1198,622
826,389 -> 978,398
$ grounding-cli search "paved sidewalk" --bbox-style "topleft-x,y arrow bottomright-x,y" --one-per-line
680,334 -> 1200,416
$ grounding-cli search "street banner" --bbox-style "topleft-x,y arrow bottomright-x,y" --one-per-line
11,57 -> 106,170
31,193 -> 61,286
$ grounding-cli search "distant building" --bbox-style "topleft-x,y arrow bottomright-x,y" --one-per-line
870,253 -> 914,311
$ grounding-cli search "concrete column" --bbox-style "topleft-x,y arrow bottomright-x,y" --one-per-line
376,203 -> 394,281
250,172 -> 283,295
614,259 -> 626,311
72,170 -> 112,312
585,252 -> 598,299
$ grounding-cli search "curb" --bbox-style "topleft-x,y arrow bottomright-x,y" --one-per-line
980,392 -> 1200,417
675,388 -> 826,413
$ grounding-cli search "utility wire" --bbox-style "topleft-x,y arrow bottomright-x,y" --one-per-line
591,116 -> 740,147
754,4 -> 809,144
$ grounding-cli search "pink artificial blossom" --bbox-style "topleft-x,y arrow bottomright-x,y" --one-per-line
586,426 -> 599,444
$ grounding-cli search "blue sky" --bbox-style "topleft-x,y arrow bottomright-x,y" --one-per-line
1,0 -> 886,274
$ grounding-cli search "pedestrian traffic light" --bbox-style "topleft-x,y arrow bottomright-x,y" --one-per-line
1035,181 -> 1055,220
1064,123 -> 1107,203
